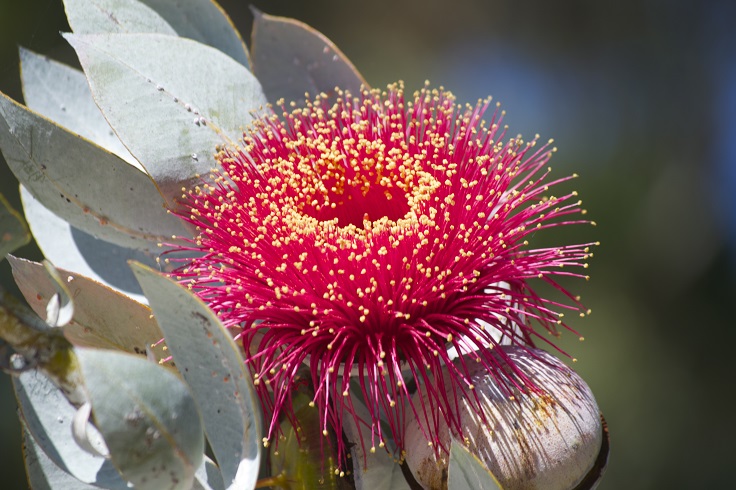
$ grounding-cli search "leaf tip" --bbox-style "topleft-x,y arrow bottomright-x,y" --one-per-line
249,5 -> 264,19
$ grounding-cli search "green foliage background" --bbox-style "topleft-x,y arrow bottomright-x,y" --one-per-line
1,0 -> 734,488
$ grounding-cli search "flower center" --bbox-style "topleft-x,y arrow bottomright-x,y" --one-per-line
301,171 -> 410,228
250,102 -> 441,234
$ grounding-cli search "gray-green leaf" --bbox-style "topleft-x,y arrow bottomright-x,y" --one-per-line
15,370 -> 128,489
40,260 -> 75,328
9,256 -> 167,360
192,456 -> 225,490
0,192 -> 30,259
138,0 -> 251,68
63,0 -> 178,35
20,47 -> 138,168
342,394 -> 410,490
0,90 -> 190,251
23,428 -> 114,490
447,439 -> 504,490
20,185 -> 158,303
131,262 -> 261,490
65,32 -> 267,206
77,347 -> 205,490
250,10 -> 368,106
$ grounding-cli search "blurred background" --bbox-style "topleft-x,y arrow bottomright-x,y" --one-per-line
1,0 -> 734,488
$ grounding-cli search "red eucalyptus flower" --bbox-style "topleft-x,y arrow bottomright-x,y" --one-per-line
170,83 -> 595,467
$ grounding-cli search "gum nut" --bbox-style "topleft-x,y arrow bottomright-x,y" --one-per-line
404,346 -> 606,490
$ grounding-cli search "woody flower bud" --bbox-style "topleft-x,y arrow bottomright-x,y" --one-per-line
404,346 -> 607,490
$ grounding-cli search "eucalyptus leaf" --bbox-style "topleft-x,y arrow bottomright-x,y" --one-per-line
14,370 -> 128,489
19,47 -> 139,168
77,347 -> 205,490
20,185 -> 155,303
71,402 -> 109,458
131,263 -> 261,490
447,439 -> 503,490
342,394 -> 410,490
65,32 -> 267,205
9,256 -> 167,360
23,428 -> 112,490
250,10 -> 368,106
64,0 -> 177,35
138,0 -> 251,68
0,192 -> 30,258
192,455 -> 225,490
41,260 -> 74,328
0,89 -> 191,251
